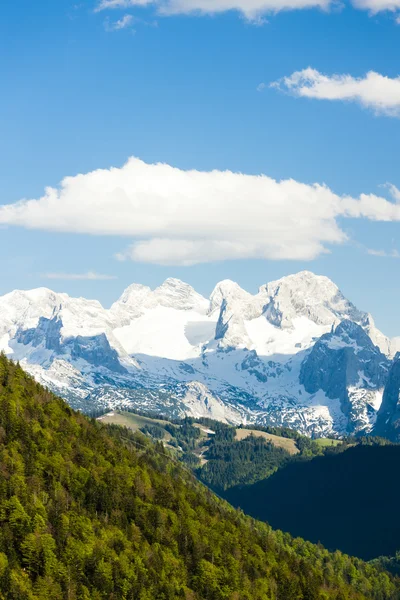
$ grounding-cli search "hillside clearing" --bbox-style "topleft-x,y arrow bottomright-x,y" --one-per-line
235,428 -> 299,455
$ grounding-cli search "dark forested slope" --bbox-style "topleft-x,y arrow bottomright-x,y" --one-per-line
0,353 -> 398,599
226,444 -> 400,562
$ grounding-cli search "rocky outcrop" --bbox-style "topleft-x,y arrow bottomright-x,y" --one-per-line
300,320 -> 390,432
16,316 -> 63,352
68,334 -> 127,374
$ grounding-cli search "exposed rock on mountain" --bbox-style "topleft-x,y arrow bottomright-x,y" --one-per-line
300,320 -> 389,432
0,270 -> 397,437
374,355 -> 400,441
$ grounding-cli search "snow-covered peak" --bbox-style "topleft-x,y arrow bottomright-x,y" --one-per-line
260,270 -> 364,329
2,287 -> 62,306
260,271 -> 341,305
112,278 -> 208,320
0,288 -> 63,333
111,283 -> 152,323
0,287 -> 111,352
209,280 -> 252,314
153,278 -> 208,312
117,283 -> 152,305
209,281 -> 260,349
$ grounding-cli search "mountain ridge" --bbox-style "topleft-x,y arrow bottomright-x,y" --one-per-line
0,270 -> 398,438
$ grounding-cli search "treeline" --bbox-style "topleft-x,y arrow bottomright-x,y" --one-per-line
0,353 -> 398,599
139,416 -> 295,491
104,407 -> 396,496
197,434 -> 290,492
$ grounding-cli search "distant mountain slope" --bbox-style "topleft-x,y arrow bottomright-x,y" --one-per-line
225,443 -> 400,561
0,354 -> 398,599
374,356 -> 400,441
98,409 -> 333,492
0,270 -> 398,437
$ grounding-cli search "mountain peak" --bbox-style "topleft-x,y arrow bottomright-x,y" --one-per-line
154,278 -> 208,312
335,319 -> 365,337
260,270 -> 338,296
155,277 -> 194,293
160,276 -> 187,286
209,279 -> 252,314
259,270 -> 364,329
117,283 -> 152,304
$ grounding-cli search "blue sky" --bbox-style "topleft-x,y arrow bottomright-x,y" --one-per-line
1,0 -> 400,335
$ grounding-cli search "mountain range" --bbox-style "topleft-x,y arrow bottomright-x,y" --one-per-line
1,270 -> 400,438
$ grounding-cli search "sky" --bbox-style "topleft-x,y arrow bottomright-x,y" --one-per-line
1,0 -> 400,335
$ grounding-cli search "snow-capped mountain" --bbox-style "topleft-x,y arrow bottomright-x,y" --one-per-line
0,271 -> 397,437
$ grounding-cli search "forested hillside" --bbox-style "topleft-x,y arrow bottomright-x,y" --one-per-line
0,353 -> 398,599
226,443 -> 400,562
99,408 -> 329,493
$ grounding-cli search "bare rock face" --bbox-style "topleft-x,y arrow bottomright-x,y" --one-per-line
211,280 -> 257,349
374,355 -> 400,441
300,320 -> 390,432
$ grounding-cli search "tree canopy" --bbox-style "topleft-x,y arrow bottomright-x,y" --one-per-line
0,353 -> 398,599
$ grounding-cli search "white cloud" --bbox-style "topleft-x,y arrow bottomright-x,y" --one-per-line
1,157 -> 400,266
272,68 -> 400,116
42,271 -> 117,280
95,0 -> 400,17
367,248 -> 400,258
256,82 -> 266,91
105,14 -> 135,29
95,0 -> 335,20
351,0 -> 400,13
96,0 -> 153,10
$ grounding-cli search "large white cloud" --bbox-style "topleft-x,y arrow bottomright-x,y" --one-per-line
1,157 -> 400,266
272,68 -> 400,116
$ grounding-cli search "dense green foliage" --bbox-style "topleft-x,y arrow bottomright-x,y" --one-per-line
136,415 -> 295,489
240,424 -> 324,457
109,410 -> 392,498
164,421 -> 201,452
134,414 -> 327,492
1,354 -> 398,599
197,432 -> 290,492
139,424 -> 165,439
372,554 -> 400,578
226,444 -> 400,562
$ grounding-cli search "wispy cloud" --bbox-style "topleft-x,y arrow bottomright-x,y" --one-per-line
271,68 -> 400,116
105,13 -> 135,30
94,0 -> 400,19
96,0 -> 152,11
95,0 -> 335,21
42,271 -> 117,281
367,248 -> 400,258
256,82 -> 266,92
